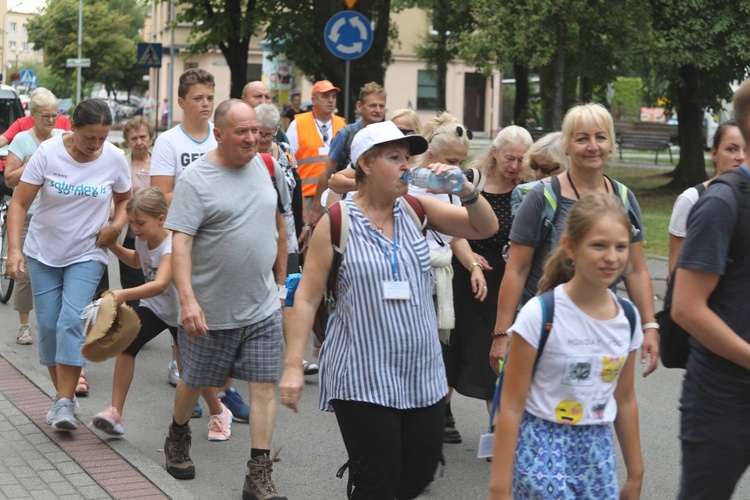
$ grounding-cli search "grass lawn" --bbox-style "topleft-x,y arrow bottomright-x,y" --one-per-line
604,165 -> 684,258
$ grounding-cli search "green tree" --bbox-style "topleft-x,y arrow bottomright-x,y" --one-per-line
648,0 -> 750,187
264,0 -> 394,122
26,0 -> 147,97
170,0 -> 271,99
461,0 -> 644,129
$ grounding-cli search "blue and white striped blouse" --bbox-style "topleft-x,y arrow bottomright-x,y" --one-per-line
318,197 -> 449,411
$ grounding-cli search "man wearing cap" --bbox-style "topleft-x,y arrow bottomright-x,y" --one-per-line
286,80 -> 346,217
308,82 -> 387,225
163,99 -> 290,500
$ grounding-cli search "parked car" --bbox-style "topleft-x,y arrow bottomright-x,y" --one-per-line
0,85 -> 25,172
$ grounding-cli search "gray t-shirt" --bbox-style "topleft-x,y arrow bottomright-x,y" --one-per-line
166,153 -> 291,329
510,180 -> 645,301
678,180 -> 750,416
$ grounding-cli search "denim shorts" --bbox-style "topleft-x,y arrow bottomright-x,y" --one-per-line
26,257 -> 105,367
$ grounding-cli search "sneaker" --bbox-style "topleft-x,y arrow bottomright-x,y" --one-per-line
164,424 -> 195,480
92,406 -> 124,436
167,358 -> 179,386
444,415 -> 462,444
207,404 -> 232,441
48,398 -> 78,430
219,387 -> 249,423
302,359 -> 319,376
75,372 -> 89,397
46,396 -> 79,424
16,324 -> 33,345
191,403 -> 203,419
242,455 -> 287,500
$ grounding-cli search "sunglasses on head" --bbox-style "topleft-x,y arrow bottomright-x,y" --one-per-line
530,162 -> 561,175
429,125 -> 473,143
398,127 -> 415,135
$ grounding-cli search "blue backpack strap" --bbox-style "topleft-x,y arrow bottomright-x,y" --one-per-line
616,296 -> 637,341
534,290 -> 556,374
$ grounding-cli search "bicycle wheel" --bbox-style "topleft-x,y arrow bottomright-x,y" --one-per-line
0,203 -> 14,304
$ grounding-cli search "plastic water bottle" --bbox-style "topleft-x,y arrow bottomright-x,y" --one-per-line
402,168 -> 465,192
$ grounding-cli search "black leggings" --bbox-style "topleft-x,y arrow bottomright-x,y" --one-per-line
331,399 -> 445,500
122,306 -> 177,357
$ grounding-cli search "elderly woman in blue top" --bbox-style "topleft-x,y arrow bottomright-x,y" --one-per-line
279,121 -> 498,499
6,99 -> 131,431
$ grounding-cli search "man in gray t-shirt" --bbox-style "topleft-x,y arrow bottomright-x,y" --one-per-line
162,100 -> 289,498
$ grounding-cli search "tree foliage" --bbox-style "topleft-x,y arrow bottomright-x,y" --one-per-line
172,0 -> 271,99
648,0 -> 750,186
264,0 -> 394,121
26,0 -> 148,97
460,0 -> 645,129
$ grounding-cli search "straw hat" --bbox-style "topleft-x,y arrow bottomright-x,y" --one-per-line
81,290 -> 141,362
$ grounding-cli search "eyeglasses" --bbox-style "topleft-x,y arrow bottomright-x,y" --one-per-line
397,127 -> 415,135
38,113 -> 58,122
259,128 -> 278,141
530,162 -> 561,175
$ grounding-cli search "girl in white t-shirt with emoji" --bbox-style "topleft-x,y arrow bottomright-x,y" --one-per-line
489,193 -> 644,500
92,188 -> 231,441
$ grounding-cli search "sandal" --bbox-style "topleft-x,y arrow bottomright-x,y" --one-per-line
75,371 -> 90,397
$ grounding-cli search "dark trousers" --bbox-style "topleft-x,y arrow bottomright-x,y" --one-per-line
331,399 -> 444,500
122,306 -> 177,357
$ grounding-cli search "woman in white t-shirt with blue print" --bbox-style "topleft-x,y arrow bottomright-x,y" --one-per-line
489,193 -> 644,500
6,99 -> 131,431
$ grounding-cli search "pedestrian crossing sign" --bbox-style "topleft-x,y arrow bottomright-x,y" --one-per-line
136,43 -> 162,68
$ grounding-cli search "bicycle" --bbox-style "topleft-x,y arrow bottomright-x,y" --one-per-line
0,189 -> 14,304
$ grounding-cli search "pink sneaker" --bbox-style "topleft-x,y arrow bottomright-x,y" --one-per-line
207,404 -> 232,441
92,406 -> 124,435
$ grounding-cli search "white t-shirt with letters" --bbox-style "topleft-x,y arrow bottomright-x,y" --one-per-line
21,136 -> 131,267
150,123 -> 217,188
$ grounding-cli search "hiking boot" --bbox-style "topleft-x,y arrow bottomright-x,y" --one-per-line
16,324 -> 32,345
164,424 -> 195,480
92,406 -> 124,436
444,415 -> 462,444
242,455 -> 287,500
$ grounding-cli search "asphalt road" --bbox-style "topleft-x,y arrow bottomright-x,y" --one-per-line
1,255 -> 749,499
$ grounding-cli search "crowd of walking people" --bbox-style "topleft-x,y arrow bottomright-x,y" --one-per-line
2,68 -> 750,500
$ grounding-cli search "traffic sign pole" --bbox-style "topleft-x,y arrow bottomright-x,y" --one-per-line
324,11 -> 373,122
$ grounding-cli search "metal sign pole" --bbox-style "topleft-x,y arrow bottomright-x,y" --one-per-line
344,60 -> 350,121
76,0 -> 82,104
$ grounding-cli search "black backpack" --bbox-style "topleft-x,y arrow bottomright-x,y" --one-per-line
658,169 -> 750,368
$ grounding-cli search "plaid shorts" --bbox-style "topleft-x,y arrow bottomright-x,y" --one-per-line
177,310 -> 283,388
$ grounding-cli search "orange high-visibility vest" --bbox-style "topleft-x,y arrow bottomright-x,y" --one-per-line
295,111 -> 346,197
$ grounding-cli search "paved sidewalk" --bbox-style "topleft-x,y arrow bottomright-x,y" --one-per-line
0,256 -> 671,500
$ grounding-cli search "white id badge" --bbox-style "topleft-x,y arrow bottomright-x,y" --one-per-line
477,433 -> 494,459
277,286 -> 288,300
318,146 -> 330,156
383,281 -> 410,300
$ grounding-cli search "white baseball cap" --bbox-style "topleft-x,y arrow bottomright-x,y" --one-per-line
349,121 -> 428,169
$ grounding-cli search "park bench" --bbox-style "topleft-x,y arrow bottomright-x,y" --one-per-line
616,129 -> 674,164
527,128 -> 552,142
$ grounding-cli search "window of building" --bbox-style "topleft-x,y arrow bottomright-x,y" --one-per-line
21,42 -> 28,52
417,70 -> 438,110
21,24 -> 26,33
8,22 -> 16,32
8,40 -> 16,50
185,62 -> 198,70
246,63 -> 262,83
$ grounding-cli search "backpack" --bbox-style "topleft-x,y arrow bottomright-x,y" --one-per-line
311,194 -> 428,346
259,152 -> 285,214
334,123 -> 358,173
489,289 -> 637,431
658,169 -> 750,368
